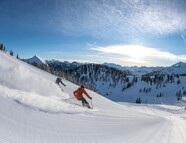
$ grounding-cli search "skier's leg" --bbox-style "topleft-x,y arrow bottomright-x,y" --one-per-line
82,98 -> 90,108
58,83 -> 64,91
60,81 -> 66,87
81,98 -> 86,107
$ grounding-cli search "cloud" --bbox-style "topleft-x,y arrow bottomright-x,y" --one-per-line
181,30 -> 186,46
91,44 -> 186,66
57,0 -> 186,38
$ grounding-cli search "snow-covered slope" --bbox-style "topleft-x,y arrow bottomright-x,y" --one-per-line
113,75 -> 186,104
0,51 -> 186,143
160,62 -> 186,74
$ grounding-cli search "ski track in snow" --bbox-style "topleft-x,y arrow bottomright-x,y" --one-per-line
122,103 -> 186,143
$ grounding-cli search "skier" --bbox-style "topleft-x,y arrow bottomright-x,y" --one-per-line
73,86 -> 92,108
55,77 -> 66,91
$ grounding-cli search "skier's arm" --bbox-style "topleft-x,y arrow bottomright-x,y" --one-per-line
61,81 -> 66,86
83,89 -> 92,99
73,89 -> 78,96
59,79 -> 66,86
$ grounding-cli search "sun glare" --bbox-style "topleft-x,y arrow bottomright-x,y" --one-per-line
100,45 -> 153,59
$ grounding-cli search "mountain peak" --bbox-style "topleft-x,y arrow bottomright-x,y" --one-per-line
24,55 -> 47,65
158,61 -> 186,74
172,62 -> 186,67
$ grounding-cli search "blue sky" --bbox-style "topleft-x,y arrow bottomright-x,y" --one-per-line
1,0 -> 186,66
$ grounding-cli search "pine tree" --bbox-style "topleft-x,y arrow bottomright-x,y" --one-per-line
10,50 -> 13,56
0,44 -> 6,52
31,61 -> 38,67
16,54 -> 20,59
136,97 -> 142,104
3,46 -> 6,52
0,44 -> 3,51
177,79 -> 181,84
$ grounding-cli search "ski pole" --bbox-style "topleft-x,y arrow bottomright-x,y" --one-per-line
68,97 -> 76,100
64,97 -> 75,101
90,99 -> 93,109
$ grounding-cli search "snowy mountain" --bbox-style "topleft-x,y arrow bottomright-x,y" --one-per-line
103,62 -> 132,74
105,62 -> 186,104
47,62 -> 137,98
21,56 -> 186,104
126,66 -> 163,76
0,50 -> 186,143
23,55 -> 47,65
48,60 -> 162,77
46,59 -> 82,70
103,62 -> 163,76
160,62 -> 186,75
43,59 -> 186,104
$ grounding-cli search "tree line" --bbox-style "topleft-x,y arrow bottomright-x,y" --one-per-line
0,43 -> 20,59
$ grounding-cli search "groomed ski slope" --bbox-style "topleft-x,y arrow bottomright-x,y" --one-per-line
0,51 -> 186,143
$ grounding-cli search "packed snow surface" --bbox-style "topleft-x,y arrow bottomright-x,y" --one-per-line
0,51 -> 186,143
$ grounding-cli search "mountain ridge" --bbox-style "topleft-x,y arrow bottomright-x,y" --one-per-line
23,55 -> 47,65
23,55 -> 186,104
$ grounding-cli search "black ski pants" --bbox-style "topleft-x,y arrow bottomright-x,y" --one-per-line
81,98 -> 90,108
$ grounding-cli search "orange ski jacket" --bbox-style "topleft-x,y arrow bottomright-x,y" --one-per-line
73,87 -> 92,100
